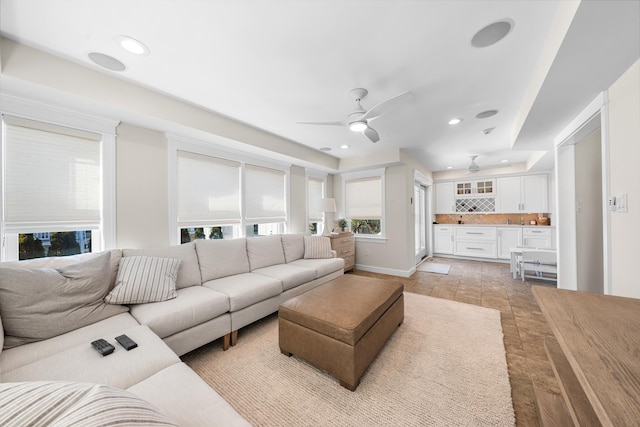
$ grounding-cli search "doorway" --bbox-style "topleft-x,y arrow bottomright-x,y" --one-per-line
414,182 -> 429,264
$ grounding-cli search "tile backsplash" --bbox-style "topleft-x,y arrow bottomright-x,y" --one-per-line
435,213 -> 550,226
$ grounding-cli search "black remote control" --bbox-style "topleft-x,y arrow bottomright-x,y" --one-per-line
91,339 -> 115,356
115,334 -> 138,351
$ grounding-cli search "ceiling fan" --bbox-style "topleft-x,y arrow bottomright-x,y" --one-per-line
297,88 -> 414,143
467,155 -> 481,173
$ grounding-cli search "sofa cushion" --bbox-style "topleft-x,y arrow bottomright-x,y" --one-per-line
289,257 -> 345,278
123,242 -> 201,289
0,381 -> 178,426
0,252 -> 128,349
128,286 -> 229,339
281,232 -> 308,263
196,238 -> 250,281
252,264 -> 316,292
303,235 -> 334,259
128,363 -> 250,427
203,273 -> 282,311
1,325 -> 180,390
105,256 -> 179,304
246,235 -> 285,270
0,313 -> 137,374
0,249 -> 122,290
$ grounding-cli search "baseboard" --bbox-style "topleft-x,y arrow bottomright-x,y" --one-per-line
355,264 -> 416,278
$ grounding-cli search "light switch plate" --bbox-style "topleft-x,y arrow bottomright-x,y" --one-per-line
617,193 -> 628,213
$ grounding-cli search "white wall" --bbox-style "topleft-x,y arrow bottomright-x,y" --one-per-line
116,123 -> 170,249
607,59 -> 640,298
575,129 -> 603,293
288,166 -> 307,233
556,144 -> 577,290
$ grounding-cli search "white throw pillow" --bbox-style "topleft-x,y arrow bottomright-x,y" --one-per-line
105,256 -> 180,304
303,236 -> 333,259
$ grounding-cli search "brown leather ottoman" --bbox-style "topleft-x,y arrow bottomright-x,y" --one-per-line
278,275 -> 404,391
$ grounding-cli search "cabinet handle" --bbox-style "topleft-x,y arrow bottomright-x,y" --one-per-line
450,235 -> 454,242
467,232 -> 483,235
467,247 -> 484,250
530,231 -> 542,233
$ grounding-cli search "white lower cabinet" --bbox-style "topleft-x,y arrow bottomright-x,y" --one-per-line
453,226 -> 497,259
523,227 -> 553,248
497,227 -> 522,259
433,225 -> 454,254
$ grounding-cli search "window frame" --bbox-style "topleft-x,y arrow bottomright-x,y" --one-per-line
167,134 -> 291,245
341,168 -> 386,241
306,170 -> 327,235
0,93 -> 117,261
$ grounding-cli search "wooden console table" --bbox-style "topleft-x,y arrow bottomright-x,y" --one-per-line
532,286 -> 640,426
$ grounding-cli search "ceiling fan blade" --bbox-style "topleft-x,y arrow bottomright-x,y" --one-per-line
296,121 -> 346,127
363,127 -> 380,143
361,90 -> 414,121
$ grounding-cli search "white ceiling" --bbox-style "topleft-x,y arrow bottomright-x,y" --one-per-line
1,0 -> 638,173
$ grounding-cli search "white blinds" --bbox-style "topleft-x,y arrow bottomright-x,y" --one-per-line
346,177 -> 382,219
244,164 -> 286,222
177,150 -> 241,226
3,115 -> 102,232
308,177 -> 324,221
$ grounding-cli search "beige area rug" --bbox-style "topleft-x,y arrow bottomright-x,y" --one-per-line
183,293 -> 515,426
416,261 -> 451,274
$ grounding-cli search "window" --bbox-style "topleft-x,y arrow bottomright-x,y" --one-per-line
169,137 -> 289,243
1,109 -> 116,261
176,151 -> 242,241
307,176 -> 325,235
343,169 -> 385,238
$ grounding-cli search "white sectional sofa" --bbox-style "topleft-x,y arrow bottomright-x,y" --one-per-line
0,233 -> 344,426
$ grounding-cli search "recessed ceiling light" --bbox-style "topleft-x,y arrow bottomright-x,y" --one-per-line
446,166 -> 453,170
88,52 -> 126,71
115,35 -> 150,56
501,159 -> 509,163
340,144 -> 350,149
448,118 -> 463,125
319,147 -> 332,152
476,110 -> 498,119
471,19 -> 514,48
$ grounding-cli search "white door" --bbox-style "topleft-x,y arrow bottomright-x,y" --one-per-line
522,175 -> 548,212
414,183 -> 428,263
434,182 -> 455,214
497,227 -> 522,259
496,177 -> 521,213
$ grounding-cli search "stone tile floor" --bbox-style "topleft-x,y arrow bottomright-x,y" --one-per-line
350,257 -> 560,427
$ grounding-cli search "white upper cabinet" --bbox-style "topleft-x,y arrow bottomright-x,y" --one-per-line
455,179 -> 495,196
435,182 -> 455,214
496,174 -> 548,213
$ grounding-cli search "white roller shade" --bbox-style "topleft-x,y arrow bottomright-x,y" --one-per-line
177,151 -> 241,226
3,115 -> 102,232
308,177 -> 324,221
346,177 -> 382,219
244,164 -> 286,222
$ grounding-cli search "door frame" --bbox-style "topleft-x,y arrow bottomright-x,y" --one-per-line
414,171 -> 433,264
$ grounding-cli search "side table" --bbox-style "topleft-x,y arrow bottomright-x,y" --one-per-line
329,232 -> 355,272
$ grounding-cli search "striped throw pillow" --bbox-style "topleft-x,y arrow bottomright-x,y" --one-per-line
105,256 -> 179,304
0,381 -> 178,426
303,236 -> 333,259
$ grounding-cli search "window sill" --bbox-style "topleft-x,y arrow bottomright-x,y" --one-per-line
354,235 -> 387,243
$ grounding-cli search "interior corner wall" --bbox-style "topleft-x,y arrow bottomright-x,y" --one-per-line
288,165 -> 307,233
346,165 -> 414,276
556,144 -> 577,290
116,123 -> 170,249
607,59 -> 640,299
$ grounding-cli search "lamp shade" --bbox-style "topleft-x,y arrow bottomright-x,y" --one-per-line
322,197 -> 336,213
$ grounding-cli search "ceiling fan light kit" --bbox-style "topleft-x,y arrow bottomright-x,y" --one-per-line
298,87 -> 413,144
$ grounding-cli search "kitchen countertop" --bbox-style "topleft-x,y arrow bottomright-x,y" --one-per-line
433,223 -> 555,228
